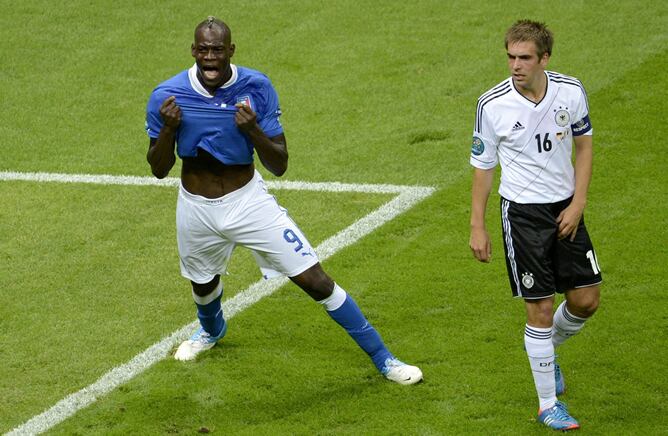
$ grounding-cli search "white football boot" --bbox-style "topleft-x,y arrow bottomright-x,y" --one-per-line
174,323 -> 227,361
381,357 -> 423,385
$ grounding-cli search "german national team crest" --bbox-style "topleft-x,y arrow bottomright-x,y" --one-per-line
521,272 -> 535,289
471,136 -> 485,156
554,108 -> 570,127
236,95 -> 253,110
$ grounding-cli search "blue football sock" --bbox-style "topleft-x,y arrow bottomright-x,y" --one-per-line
323,285 -> 393,371
193,283 -> 225,337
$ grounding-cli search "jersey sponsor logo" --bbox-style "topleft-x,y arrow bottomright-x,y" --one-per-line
236,95 -> 253,110
512,121 -> 525,131
521,272 -> 535,289
554,108 -> 570,127
471,136 -> 485,156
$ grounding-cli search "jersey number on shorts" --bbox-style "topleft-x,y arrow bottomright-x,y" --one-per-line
586,249 -> 601,274
535,133 -> 553,153
283,229 -> 304,252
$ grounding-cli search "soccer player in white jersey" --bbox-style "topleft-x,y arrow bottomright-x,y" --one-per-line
145,17 -> 422,385
468,20 -> 602,430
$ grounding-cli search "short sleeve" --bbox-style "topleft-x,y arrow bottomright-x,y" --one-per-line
145,89 -> 166,139
570,83 -> 593,137
470,106 -> 498,169
256,80 -> 283,138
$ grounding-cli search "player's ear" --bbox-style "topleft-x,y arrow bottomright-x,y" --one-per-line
191,43 -> 197,58
540,52 -> 550,66
229,43 -> 235,58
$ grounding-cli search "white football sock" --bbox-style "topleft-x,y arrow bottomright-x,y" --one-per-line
525,325 -> 556,411
552,301 -> 587,348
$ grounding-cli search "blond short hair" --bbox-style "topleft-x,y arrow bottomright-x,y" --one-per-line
505,20 -> 554,58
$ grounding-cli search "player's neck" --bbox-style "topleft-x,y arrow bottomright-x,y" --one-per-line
514,73 -> 547,103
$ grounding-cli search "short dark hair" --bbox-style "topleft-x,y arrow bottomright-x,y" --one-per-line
194,16 -> 231,41
505,20 -> 553,58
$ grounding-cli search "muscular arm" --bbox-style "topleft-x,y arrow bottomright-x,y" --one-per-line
557,134 -> 593,240
147,96 -> 180,179
470,167 -> 495,262
252,131 -> 288,177
235,104 -> 288,177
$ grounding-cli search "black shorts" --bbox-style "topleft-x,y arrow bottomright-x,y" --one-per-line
500,197 -> 602,299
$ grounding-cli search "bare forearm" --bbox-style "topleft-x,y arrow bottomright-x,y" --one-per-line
470,168 -> 495,229
234,104 -> 288,176
572,135 -> 593,208
469,167 -> 495,262
250,129 -> 288,177
147,126 -> 177,179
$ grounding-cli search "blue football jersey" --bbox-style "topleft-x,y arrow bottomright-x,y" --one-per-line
146,64 -> 283,165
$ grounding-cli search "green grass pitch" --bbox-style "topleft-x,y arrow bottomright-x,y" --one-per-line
1,0 -> 667,434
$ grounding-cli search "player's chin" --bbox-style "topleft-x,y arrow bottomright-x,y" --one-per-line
204,74 -> 221,85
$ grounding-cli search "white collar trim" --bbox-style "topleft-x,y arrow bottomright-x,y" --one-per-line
188,63 -> 238,97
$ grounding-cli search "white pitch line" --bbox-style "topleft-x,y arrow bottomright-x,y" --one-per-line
0,171 -> 178,188
0,171 -> 414,194
5,172 -> 435,436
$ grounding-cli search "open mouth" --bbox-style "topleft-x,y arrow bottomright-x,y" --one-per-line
200,65 -> 220,80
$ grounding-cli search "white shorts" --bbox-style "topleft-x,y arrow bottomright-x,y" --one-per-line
176,170 -> 319,284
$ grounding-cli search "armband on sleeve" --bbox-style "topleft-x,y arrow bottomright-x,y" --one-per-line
571,114 -> 592,136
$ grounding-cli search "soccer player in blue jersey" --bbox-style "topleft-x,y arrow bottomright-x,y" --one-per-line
146,16 -> 422,385
469,20 -> 602,430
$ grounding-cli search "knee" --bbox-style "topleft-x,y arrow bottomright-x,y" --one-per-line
568,288 -> 600,318
290,264 -> 334,301
532,307 -> 555,328
525,298 -> 555,328
191,276 -> 220,297
572,298 -> 599,318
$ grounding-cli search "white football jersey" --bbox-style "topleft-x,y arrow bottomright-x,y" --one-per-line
471,71 -> 593,204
